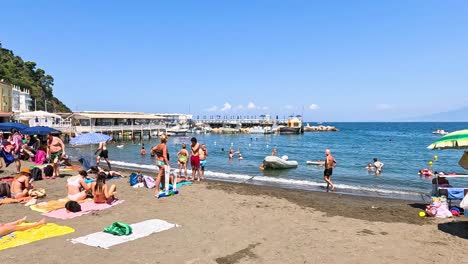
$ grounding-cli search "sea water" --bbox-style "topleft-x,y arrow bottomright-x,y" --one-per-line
67,122 -> 468,199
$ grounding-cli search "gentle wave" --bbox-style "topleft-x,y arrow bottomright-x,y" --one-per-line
111,160 -> 422,197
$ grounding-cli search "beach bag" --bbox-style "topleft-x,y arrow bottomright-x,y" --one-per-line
28,188 -> 46,198
458,152 -> 468,170
103,222 -> 132,236
460,193 -> 468,209
0,182 -> 11,198
129,172 -> 143,186
30,167 -> 43,181
1,149 -> 15,167
143,175 -> 156,189
43,165 -> 54,177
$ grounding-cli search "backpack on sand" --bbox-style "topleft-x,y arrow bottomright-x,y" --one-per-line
30,167 -> 43,181
0,182 -> 11,198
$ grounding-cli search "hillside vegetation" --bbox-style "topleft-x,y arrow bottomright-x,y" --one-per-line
0,45 -> 71,112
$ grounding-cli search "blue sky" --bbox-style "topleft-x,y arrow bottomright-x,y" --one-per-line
1,0 -> 467,121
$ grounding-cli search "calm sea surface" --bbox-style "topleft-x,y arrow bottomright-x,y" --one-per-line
67,122 -> 468,199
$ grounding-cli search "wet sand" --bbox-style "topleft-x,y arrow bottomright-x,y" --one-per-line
1,162 -> 468,264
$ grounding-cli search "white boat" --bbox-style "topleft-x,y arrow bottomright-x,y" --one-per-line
250,126 -> 273,134
306,160 -> 325,166
432,129 -> 449,135
263,156 -> 298,169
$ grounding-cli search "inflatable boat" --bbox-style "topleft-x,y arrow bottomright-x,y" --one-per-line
262,156 -> 298,169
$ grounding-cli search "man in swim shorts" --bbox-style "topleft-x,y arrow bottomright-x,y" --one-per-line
199,144 -> 208,180
95,141 -> 111,170
190,137 -> 200,181
46,133 -> 66,178
323,149 -> 336,191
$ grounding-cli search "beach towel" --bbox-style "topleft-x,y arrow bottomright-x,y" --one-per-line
70,219 -> 178,249
42,200 -> 124,219
447,188 -> 465,200
34,150 -> 46,165
30,198 -> 90,213
0,223 -> 75,251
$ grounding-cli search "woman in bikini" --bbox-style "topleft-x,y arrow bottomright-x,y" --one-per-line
66,170 -> 90,201
90,172 -> 117,204
10,168 -> 33,199
152,135 -> 170,194
177,143 -> 189,179
0,216 -> 46,237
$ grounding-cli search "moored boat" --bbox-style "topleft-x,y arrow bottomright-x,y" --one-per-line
262,156 -> 298,169
278,117 -> 303,135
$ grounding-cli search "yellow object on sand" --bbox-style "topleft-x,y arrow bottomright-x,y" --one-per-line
30,198 -> 90,213
419,211 -> 426,217
0,223 -> 74,251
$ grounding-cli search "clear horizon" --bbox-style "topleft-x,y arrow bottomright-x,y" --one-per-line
1,1 -> 467,121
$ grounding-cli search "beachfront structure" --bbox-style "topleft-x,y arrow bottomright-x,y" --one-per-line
15,110 -> 64,127
0,81 -> 13,118
12,85 -> 33,113
68,111 -> 166,138
154,113 -> 193,124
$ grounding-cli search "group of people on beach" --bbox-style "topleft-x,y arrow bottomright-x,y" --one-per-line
148,135 -> 208,194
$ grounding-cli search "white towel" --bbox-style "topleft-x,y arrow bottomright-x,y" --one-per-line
70,219 -> 178,249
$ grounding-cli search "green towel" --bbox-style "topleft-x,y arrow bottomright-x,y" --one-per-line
103,222 -> 132,236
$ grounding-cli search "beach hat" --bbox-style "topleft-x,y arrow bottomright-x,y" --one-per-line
21,168 -> 31,174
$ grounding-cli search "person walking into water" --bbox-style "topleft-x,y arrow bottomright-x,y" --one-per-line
324,149 -> 337,191
95,141 -> 111,170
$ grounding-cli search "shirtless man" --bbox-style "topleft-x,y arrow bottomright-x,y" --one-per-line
190,137 -> 200,181
271,146 -> 277,156
323,149 -> 337,191
46,133 -> 66,178
199,144 -> 208,180
95,141 -> 111,170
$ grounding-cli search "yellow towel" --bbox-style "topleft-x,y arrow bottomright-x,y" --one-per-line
30,198 -> 90,213
0,223 -> 75,251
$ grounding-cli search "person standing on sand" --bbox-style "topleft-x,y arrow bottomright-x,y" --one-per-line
190,137 -> 201,181
96,141 -> 111,170
324,149 -> 336,191
46,133 -> 66,178
177,143 -> 189,179
199,144 -> 208,180
152,135 -> 170,194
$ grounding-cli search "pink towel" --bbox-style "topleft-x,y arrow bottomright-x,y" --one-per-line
42,200 -> 124,219
34,150 -> 46,165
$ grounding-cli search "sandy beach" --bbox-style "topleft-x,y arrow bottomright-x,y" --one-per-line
1,162 -> 468,264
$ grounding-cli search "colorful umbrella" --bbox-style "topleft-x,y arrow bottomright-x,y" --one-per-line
70,132 -> 112,146
427,129 -> 468,150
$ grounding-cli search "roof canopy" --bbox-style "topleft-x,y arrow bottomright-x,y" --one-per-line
16,111 -> 61,120
72,112 -> 166,120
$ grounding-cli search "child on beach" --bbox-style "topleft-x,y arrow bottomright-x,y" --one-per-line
0,216 -> 46,237
177,143 -> 189,179
90,172 -> 117,204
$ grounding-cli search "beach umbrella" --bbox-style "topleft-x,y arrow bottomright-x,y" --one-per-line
21,126 -> 60,135
0,122 -> 28,132
70,132 -> 112,146
427,129 -> 468,150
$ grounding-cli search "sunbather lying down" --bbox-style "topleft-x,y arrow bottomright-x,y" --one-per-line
88,166 -> 124,178
0,216 -> 46,236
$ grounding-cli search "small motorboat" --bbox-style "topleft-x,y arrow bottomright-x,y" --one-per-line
432,129 -> 449,135
262,155 -> 298,169
306,160 -> 325,166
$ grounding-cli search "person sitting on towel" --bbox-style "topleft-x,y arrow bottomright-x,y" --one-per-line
10,168 -> 34,199
66,170 -> 90,201
90,172 -> 117,204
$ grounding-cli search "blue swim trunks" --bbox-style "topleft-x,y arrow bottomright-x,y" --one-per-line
200,159 -> 207,168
